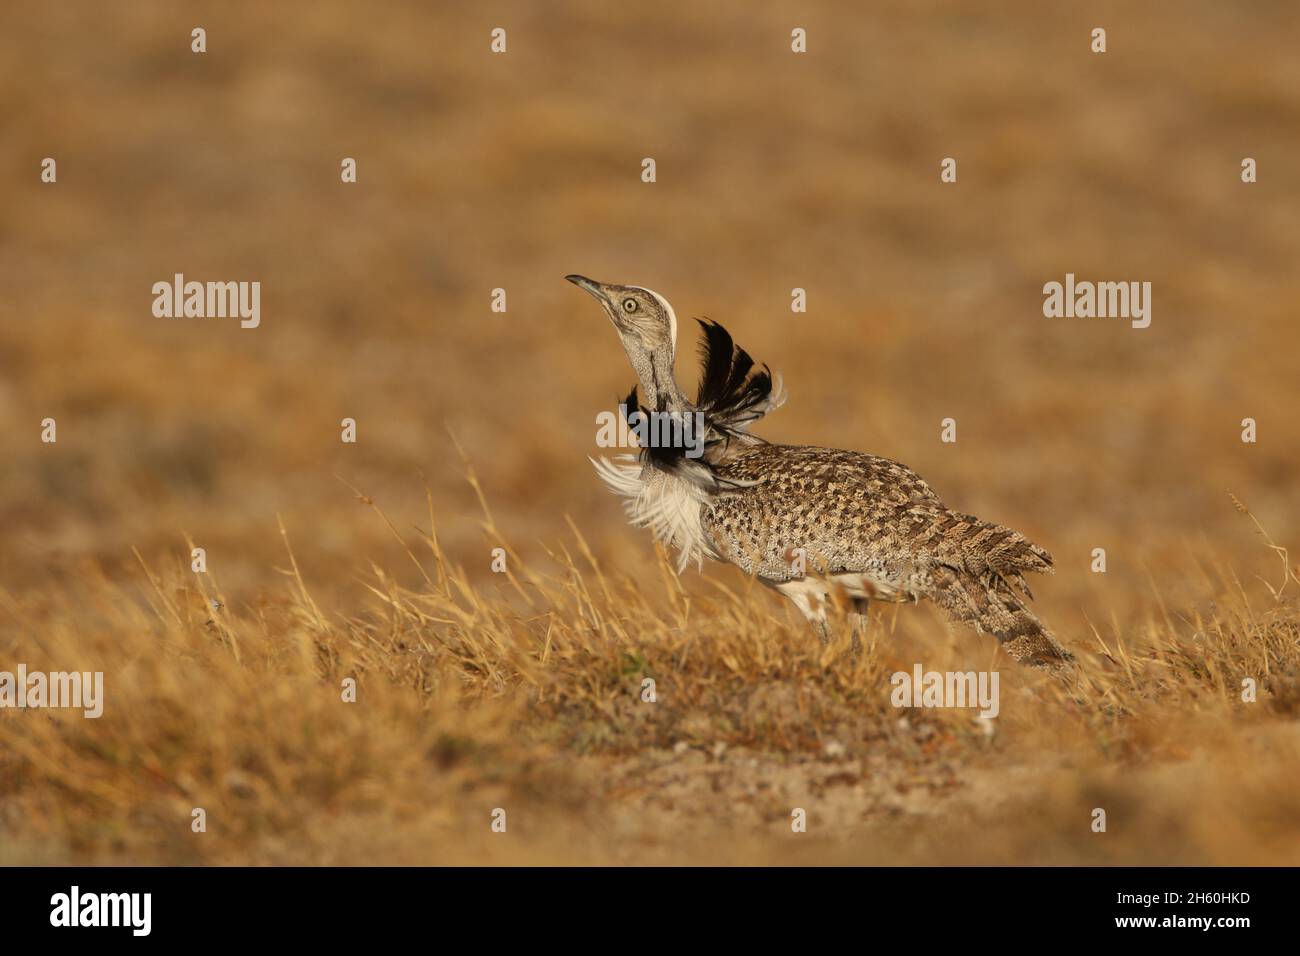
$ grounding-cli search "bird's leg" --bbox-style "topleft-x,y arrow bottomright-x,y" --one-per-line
847,598 -> 870,656
811,617 -> 832,645
775,579 -> 831,646
805,597 -> 831,646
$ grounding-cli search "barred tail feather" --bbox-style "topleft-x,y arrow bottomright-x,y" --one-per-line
925,511 -> 1054,603
931,566 -> 1074,674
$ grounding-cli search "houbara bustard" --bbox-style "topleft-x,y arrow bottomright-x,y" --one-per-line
566,274 -> 1074,674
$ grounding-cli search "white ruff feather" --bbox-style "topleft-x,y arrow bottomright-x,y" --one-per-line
590,455 -> 716,573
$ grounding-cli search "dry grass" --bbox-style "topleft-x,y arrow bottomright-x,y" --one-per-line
3,486 -> 1299,865
2,1 -> 1300,865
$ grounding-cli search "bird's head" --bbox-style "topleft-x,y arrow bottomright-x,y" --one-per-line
565,274 -> 686,409
565,274 -> 678,352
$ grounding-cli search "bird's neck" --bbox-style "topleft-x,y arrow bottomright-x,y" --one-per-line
630,344 -> 691,413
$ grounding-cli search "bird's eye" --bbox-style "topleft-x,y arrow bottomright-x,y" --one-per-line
622,298 -> 639,313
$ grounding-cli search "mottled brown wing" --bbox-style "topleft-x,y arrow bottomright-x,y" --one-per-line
705,444 -> 950,582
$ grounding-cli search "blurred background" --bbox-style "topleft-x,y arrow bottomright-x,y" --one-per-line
2,0 -> 1298,629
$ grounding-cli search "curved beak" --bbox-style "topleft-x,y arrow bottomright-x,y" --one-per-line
565,274 -> 603,299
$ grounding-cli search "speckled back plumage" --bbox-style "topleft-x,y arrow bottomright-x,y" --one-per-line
703,443 -> 1072,672
706,444 -> 1046,581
